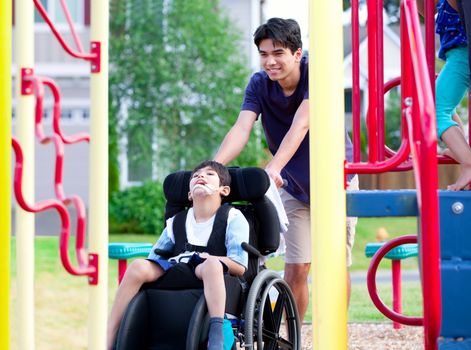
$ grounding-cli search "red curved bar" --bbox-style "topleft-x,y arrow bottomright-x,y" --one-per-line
59,0 -> 84,53
367,235 -> 423,326
12,137 -> 95,277
26,75 -> 94,280
346,136 -> 410,173
33,0 -> 96,61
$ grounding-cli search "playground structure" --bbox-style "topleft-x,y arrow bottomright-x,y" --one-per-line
4,0 -> 109,348
1,0 -> 471,350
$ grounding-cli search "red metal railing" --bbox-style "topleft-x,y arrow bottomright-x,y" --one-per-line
12,136 -> 97,281
12,1 -> 99,284
33,0 -> 100,72
402,2 -> 441,348
366,235 -> 423,326
346,0 -> 441,349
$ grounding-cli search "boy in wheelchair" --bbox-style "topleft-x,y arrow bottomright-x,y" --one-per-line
107,160 -> 250,350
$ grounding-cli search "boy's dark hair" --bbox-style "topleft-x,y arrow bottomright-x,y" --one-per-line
253,18 -> 302,54
191,160 -> 231,187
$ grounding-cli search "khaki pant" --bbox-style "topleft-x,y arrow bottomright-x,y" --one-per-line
280,175 -> 359,266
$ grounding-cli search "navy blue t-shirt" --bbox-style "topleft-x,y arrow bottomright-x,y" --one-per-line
241,56 -> 353,204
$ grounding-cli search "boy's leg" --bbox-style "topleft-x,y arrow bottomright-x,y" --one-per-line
436,47 -> 471,190
436,47 -> 468,139
107,259 -> 164,350
346,175 -> 359,304
457,1 -> 471,85
195,256 -> 226,350
441,126 -> 471,190
280,189 -> 311,322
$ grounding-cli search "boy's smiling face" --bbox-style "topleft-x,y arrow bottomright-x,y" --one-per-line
188,166 -> 230,200
258,39 -> 302,82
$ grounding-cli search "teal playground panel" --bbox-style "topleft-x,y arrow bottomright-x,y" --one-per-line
347,190 -> 471,348
109,243 -> 153,283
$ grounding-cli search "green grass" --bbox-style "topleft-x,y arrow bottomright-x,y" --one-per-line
8,218 -> 423,348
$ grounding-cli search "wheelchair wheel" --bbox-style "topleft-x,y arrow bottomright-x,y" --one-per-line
186,294 -> 210,349
244,269 -> 300,349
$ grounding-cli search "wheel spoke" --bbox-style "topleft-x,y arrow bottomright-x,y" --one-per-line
272,291 -> 287,331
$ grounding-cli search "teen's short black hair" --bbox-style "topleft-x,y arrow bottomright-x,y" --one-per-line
191,160 -> 231,187
253,17 -> 302,54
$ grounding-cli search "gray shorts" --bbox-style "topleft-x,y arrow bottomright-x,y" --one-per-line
280,175 -> 359,266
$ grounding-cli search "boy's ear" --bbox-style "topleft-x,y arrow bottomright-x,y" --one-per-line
220,185 -> 230,197
294,47 -> 302,62
188,191 -> 193,201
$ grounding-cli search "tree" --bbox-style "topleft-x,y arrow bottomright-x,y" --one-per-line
109,0 -> 267,186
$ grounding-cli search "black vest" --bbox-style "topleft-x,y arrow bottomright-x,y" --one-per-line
171,205 -> 232,257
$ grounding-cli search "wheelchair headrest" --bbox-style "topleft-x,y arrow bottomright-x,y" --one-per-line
163,167 -> 270,218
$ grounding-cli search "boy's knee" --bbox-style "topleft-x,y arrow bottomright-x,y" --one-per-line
201,256 -> 223,275
127,259 -> 155,282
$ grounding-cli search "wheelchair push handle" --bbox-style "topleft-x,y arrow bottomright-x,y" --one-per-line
241,242 -> 263,258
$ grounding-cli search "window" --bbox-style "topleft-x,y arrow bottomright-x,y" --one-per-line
34,0 -> 84,25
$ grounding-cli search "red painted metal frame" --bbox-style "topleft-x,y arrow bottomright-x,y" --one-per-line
118,260 -> 128,284
366,0 -> 379,163
59,0 -> 84,53
402,2 -> 441,349
347,1 -> 441,349
33,0 -> 99,65
15,68 -> 96,284
367,235 -> 422,326
21,68 -> 34,95
12,138 -> 96,279
351,0 -> 361,163
391,259 -> 403,330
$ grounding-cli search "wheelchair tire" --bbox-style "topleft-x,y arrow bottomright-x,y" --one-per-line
186,294 -> 210,350
244,269 -> 301,349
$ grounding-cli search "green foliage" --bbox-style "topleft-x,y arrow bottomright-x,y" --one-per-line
384,88 -> 403,151
109,0 -> 266,183
109,181 -> 166,234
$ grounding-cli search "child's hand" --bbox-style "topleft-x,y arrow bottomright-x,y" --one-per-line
199,252 -> 210,259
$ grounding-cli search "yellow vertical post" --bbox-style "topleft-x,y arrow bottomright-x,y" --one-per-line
88,0 -> 109,348
15,0 -> 36,348
0,0 -> 12,348
309,0 -> 347,349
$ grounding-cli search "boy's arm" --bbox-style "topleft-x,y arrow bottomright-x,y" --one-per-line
147,227 -> 174,260
214,110 -> 257,165
265,99 -> 309,187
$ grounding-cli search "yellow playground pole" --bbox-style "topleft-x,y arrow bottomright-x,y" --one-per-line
0,0 -> 12,348
88,0 -> 109,347
15,0 -> 36,348
309,0 -> 348,349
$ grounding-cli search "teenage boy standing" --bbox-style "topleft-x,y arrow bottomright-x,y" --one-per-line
214,17 -> 358,322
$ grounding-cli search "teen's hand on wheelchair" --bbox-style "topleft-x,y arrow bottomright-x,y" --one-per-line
265,166 -> 284,188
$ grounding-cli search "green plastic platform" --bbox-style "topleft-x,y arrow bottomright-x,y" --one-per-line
365,242 -> 418,260
108,242 -> 153,260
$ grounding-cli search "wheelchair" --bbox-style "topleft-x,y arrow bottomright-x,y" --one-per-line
114,167 -> 301,350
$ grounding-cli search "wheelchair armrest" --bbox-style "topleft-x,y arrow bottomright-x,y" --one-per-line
154,249 -> 173,259
242,242 -> 262,258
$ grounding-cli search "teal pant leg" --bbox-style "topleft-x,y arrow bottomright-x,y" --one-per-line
436,46 -> 469,139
